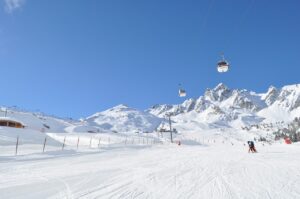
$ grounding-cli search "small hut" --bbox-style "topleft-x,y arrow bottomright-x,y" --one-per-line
0,117 -> 25,128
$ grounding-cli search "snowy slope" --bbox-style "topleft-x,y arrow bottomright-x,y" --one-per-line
1,85 -> 300,199
1,83 -> 300,145
0,107 -> 73,132
1,142 -> 300,199
0,107 -> 77,146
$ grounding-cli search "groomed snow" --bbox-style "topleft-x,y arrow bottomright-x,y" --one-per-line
1,140 -> 300,199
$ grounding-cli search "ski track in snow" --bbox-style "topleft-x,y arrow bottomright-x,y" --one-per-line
1,143 -> 300,199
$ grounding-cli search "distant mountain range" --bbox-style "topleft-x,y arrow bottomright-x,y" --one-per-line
1,83 -> 300,134
148,83 -> 300,131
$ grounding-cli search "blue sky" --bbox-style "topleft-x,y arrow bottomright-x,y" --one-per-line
0,0 -> 299,118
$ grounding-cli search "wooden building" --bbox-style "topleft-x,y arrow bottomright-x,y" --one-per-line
0,118 -> 25,128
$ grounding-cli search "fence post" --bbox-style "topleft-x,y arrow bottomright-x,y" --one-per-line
98,138 -> 101,149
42,137 -> 47,153
76,137 -> 80,150
89,137 -> 93,148
15,136 -> 19,156
62,136 -> 66,150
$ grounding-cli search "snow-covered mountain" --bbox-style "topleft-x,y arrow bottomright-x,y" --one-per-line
258,84 -> 300,122
148,83 -> 300,131
1,83 -> 300,136
149,83 -> 266,116
84,104 -> 162,133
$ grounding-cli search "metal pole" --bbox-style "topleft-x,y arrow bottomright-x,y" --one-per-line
15,136 -> 19,156
62,136 -> 66,150
43,137 -> 47,153
76,137 -> 80,150
168,114 -> 173,143
89,137 -> 93,148
147,136 -> 149,145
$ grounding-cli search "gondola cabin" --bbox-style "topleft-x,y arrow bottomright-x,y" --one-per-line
217,61 -> 229,73
179,89 -> 187,97
217,53 -> 230,73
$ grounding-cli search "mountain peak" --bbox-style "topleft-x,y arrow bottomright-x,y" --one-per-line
214,83 -> 229,91
204,83 -> 231,102
262,86 -> 278,104
113,104 -> 129,110
107,104 -> 137,113
268,85 -> 277,90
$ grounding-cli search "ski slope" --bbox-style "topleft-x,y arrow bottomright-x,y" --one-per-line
1,142 -> 300,199
1,83 -> 300,199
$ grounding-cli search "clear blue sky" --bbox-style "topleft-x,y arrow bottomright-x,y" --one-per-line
0,0 -> 299,118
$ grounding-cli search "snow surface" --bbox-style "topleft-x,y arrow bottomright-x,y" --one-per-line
1,83 -> 300,198
1,140 -> 300,199
0,107 -> 73,133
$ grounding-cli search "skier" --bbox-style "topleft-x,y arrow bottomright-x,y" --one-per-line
247,141 -> 257,153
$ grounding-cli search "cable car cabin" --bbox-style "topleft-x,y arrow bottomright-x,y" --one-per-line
0,118 -> 25,128
217,61 -> 229,73
179,89 -> 187,97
